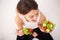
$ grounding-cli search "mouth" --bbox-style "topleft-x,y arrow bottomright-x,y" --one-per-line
32,20 -> 36,22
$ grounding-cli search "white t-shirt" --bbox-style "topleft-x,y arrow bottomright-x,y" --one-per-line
18,12 -> 40,29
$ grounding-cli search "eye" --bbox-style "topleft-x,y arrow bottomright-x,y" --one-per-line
36,13 -> 38,16
29,16 -> 33,18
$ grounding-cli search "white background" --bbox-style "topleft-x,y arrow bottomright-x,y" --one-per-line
0,0 -> 60,40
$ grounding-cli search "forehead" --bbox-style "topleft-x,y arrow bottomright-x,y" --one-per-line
26,10 -> 38,16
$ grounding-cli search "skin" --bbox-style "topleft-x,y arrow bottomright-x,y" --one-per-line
22,10 -> 38,22
15,9 -> 46,37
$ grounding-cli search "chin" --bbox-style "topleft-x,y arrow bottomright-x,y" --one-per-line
31,20 -> 36,22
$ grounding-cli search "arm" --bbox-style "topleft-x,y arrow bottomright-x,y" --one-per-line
15,9 -> 23,30
15,10 -> 24,36
38,11 -> 46,32
15,15 -> 23,30
39,11 -> 46,25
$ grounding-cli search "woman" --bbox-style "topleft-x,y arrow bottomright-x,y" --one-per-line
15,0 -> 53,40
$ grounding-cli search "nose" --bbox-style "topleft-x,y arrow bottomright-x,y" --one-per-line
34,16 -> 37,20
32,16 -> 37,22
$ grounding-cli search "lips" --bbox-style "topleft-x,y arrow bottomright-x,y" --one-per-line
32,20 -> 36,22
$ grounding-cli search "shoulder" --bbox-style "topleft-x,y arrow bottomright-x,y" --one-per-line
39,11 -> 46,21
16,15 -> 23,23
38,11 -> 46,25
16,9 -> 23,23
15,10 -> 23,24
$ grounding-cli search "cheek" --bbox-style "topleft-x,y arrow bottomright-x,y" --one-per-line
26,17 -> 32,21
25,16 -> 34,22
28,18 -> 32,21
30,18 -> 35,22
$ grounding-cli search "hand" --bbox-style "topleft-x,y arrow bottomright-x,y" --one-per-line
16,29 -> 24,36
38,23 -> 46,32
32,32 -> 38,38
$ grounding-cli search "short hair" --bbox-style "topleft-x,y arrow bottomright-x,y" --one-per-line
17,0 -> 38,15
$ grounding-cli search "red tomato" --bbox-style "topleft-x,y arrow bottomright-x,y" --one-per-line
48,21 -> 51,24
50,29 -> 52,32
42,27 -> 47,32
29,28 -> 33,33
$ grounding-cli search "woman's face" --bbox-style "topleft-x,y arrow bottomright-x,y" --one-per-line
23,10 -> 39,22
